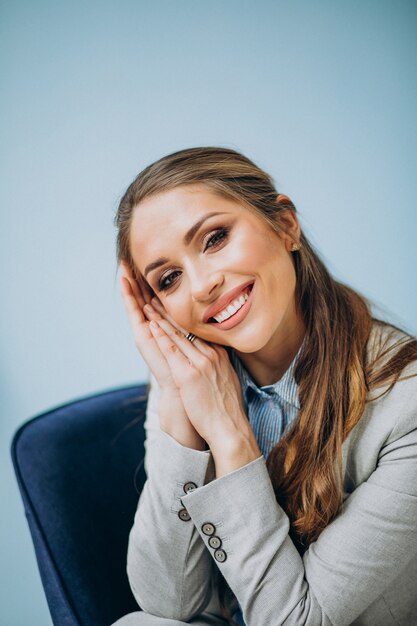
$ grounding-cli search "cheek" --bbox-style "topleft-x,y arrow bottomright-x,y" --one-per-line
248,228 -> 282,265
166,300 -> 192,328
270,253 -> 297,296
229,235 -> 268,269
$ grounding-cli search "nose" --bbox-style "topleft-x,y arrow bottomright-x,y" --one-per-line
190,270 -> 224,303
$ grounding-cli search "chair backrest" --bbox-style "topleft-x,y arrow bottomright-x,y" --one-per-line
11,384 -> 148,626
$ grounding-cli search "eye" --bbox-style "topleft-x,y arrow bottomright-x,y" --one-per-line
158,270 -> 181,292
157,227 -> 230,292
203,226 -> 229,251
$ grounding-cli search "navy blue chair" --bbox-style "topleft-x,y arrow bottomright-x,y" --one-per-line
10,384 -> 149,626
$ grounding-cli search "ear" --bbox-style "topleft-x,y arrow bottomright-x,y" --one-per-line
274,194 -> 301,251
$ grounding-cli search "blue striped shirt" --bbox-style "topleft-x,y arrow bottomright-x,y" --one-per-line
228,345 -> 301,458
226,343 -> 302,626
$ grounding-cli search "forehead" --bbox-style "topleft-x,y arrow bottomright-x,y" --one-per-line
131,184 -> 240,229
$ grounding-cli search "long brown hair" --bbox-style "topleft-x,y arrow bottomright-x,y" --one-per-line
114,147 -> 417,625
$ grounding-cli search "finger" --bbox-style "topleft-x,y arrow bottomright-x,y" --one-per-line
120,262 -> 153,307
143,304 -> 214,362
120,263 -> 145,307
120,275 -> 148,330
149,298 -> 214,357
151,303 -> 214,357
143,303 -> 164,322
149,321 -> 198,371
120,276 -> 160,347
150,297 -> 182,325
150,318 -> 210,366
120,278 -> 178,386
135,272 -> 154,306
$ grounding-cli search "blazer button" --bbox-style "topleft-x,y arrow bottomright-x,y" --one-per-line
183,481 -> 197,494
178,508 -> 191,521
214,549 -> 227,563
208,536 -> 222,549
201,522 -> 216,536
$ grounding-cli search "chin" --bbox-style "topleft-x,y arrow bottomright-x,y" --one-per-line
231,338 -> 269,354
225,329 -> 273,353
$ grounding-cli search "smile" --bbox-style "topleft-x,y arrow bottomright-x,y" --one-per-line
211,286 -> 251,322
208,283 -> 254,330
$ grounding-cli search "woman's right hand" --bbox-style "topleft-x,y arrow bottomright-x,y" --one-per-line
119,261 -> 207,451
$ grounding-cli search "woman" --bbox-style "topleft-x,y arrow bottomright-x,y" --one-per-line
113,147 -> 417,626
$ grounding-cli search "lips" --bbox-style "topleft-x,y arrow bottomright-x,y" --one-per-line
203,280 -> 254,323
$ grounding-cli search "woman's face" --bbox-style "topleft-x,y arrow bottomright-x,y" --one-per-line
129,184 -> 303,358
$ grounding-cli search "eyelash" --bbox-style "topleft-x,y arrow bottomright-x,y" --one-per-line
157,227 -> 230,292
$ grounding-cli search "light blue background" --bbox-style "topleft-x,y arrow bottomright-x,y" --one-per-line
1,1 -> 416,624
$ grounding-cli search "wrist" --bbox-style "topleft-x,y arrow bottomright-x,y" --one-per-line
211,431 -> 262,478
160,422 -> 207,451
158,388 -> 207,451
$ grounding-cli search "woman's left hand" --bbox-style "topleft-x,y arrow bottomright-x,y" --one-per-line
148,297 -> 262,473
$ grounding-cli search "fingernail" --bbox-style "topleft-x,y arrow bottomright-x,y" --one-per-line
149,320 -> 159,330
143,304 -> 152,313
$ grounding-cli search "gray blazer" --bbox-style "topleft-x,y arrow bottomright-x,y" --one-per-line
113,323 -> 417,626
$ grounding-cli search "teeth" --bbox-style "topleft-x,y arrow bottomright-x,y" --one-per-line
213,288 -> 250,323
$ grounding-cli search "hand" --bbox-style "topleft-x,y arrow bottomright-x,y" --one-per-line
119,261 -> 206,450
147,310 -> 261,467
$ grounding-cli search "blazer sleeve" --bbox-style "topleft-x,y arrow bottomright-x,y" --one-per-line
181,373 -> 417,626
126,372 -> 219,621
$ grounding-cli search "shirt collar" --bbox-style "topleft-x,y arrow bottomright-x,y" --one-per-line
227,340 -> 304,410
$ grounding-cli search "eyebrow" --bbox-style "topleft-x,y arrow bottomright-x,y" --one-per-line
143,211 -> 228,278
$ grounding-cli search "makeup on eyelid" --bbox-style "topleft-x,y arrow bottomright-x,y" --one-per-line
157,226 -> 230,292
